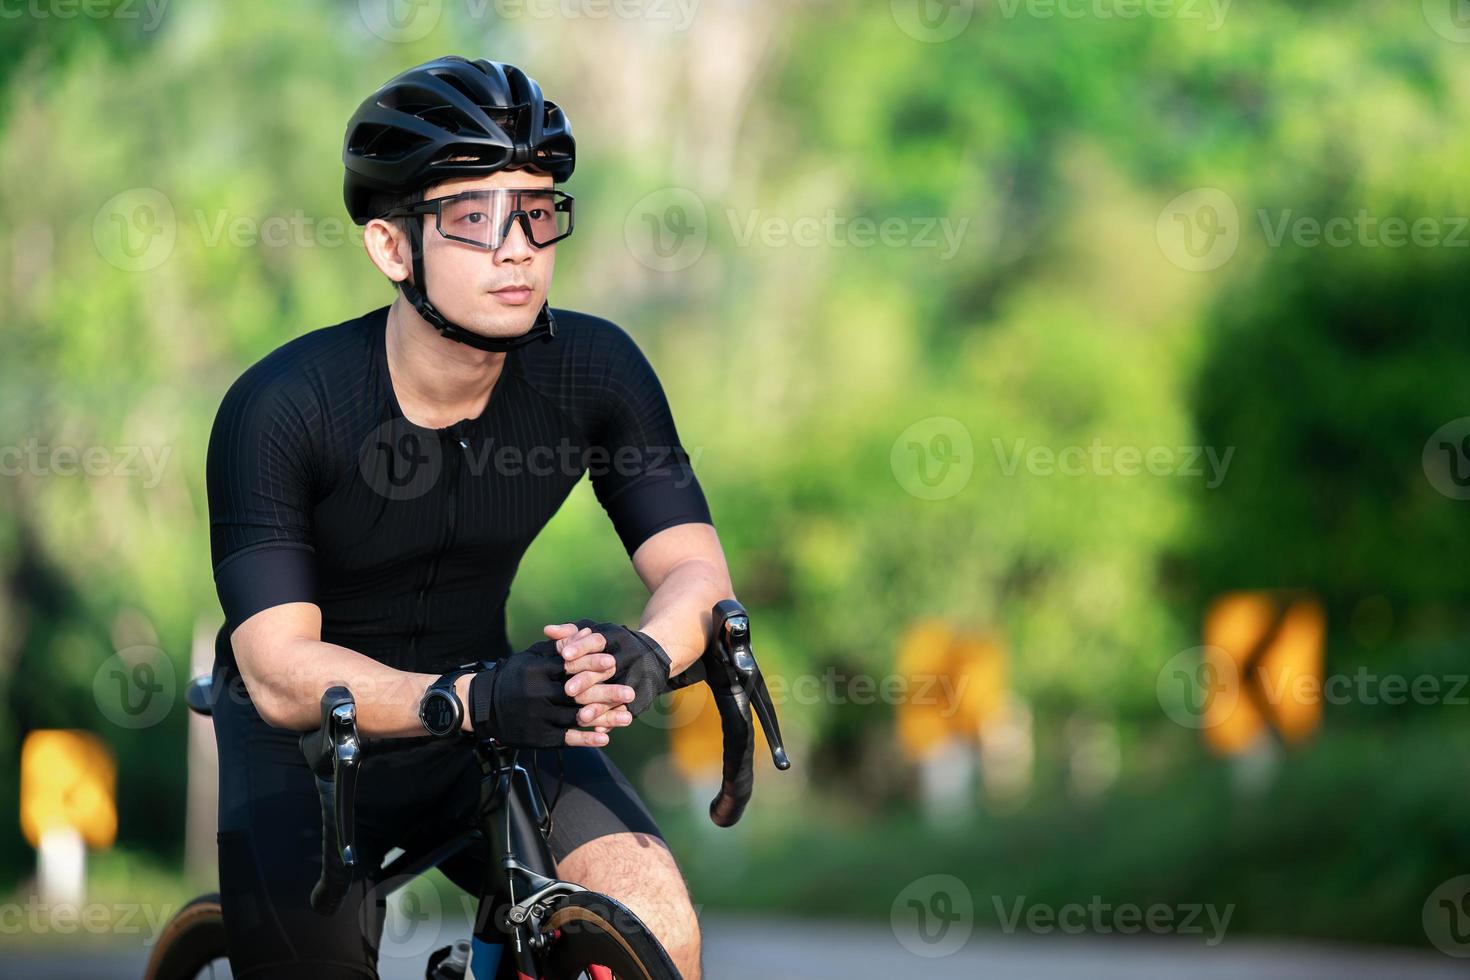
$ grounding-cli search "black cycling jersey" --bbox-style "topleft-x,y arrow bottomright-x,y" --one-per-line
204,304 -> 700,978
205,304 -> 711,674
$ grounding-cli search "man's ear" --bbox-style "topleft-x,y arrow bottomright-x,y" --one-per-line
363,218 -> 412,283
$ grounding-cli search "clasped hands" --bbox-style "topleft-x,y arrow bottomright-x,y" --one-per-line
539,618 -> 673,748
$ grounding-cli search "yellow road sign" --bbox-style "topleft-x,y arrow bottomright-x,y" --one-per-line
1202,592 -> 1324,755
20,730 -> 117,850
896,621 -> 1008,760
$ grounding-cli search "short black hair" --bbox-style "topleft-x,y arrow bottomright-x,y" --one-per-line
367,186 -> 424,235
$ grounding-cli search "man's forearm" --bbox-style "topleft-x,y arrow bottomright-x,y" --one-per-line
635,557 -> 734,674
241,636 -> 460,736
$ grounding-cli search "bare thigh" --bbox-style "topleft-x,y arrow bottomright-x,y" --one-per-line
557,832 -> 702,980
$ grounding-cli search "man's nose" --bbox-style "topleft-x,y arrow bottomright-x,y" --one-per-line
493,214 -> 536,261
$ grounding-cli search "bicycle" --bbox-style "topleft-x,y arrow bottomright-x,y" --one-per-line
143,598 -> 789,980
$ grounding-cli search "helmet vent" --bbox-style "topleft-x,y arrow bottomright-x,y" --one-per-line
483,107 -> 522,139
436,70 -> 483,107
417,104 -> 466,135
349,123 -> 431,162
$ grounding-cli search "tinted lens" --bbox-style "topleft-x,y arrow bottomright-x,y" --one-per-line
518,191 -> 572,246
436,190 -> 572,249
439,191 -> 509,248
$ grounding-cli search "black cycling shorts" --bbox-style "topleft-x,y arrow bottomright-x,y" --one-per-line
211,664 -> 664,980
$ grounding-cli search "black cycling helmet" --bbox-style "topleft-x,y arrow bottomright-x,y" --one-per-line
342,56 -> 576,352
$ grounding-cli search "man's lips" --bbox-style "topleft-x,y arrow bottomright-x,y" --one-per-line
490,285 -> 534,304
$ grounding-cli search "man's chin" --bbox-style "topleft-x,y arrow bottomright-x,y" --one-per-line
439,308 -> 541,342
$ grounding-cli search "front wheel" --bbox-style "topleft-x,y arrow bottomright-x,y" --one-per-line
142,893 -> 230,980
538,891 -> 682,980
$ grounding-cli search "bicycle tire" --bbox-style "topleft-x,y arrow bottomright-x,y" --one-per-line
141,892 -> 229,980
539,891 -> 682,980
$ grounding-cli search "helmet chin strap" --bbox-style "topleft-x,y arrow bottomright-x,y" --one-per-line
398,218 -> 557,353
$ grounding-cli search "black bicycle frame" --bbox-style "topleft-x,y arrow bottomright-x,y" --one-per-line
468,741 -> 575,977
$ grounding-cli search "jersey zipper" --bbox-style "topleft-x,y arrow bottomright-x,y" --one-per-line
407,424 -> 467,664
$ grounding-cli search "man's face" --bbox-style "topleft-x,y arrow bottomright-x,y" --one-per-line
401,167 -> 560,342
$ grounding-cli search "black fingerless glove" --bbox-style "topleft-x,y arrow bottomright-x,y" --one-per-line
572,620 -> 673,716
468,642 -> 580,748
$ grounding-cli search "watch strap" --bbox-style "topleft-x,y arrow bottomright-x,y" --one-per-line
429,667 -> 475,694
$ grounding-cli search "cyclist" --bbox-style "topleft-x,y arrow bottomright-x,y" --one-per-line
205,55 -> 727,980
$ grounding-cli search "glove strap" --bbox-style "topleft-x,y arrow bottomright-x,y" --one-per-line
468,662 -> 501,740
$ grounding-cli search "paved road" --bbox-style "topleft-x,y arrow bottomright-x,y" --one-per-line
3,917 -> 1465,979
702,918 -> 1467,980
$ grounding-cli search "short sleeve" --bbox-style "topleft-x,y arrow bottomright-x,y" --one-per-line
205,368 -> 321,627
587,327 -> 713,556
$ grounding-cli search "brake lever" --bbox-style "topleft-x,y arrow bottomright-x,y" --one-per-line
703,599 -> 791,827
299,686 -> 360,914
722,611 -> 790,771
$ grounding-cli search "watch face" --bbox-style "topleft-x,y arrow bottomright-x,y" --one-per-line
422,690 -> 457,735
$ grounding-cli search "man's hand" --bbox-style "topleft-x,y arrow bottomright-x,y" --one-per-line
547,620 -> 673,719
544,622 -> 637,733
464,642 -> 629,749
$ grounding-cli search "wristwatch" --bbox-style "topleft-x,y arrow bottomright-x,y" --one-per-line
419,668 -> 475,737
